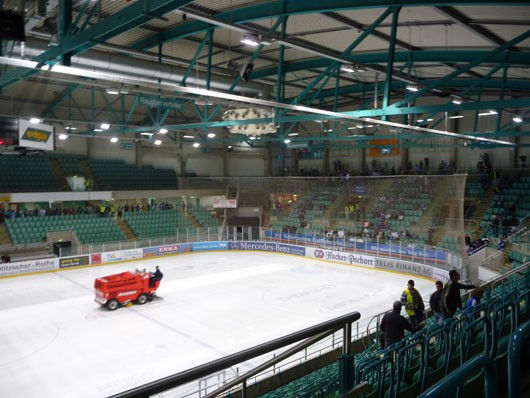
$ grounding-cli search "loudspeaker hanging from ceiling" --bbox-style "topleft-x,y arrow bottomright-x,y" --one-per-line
0,11 -> 25,41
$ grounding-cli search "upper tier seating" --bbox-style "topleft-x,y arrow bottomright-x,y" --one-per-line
88,159 -> 178,190
0,154 -> 63,192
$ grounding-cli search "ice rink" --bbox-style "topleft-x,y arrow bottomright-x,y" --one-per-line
0,251 -> 435,398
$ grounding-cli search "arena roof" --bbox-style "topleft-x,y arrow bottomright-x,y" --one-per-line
0,0 -> 529,150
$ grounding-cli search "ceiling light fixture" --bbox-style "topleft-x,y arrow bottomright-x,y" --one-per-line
452,97 -> 463,105
106,87 -> 129,95
110,137 -> 118,143
406,83 -> 419,92
100,123 -> 110,130
154,139 -> 162,146
449,115 -> 464,119
513,116 -> 523,123
478,111 -> 497,116
192,142 -> 200,148
240,34 -> 259,46
29,117 -> 41,124
340,64 -> 356,73
159,128 -> 168,134
3,56 -> 511,147
183,135 -> 195,139
58,134 -> 68,140
207,133 -> 216,138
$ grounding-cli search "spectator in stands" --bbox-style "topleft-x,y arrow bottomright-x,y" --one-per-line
380,301 -> 425,348
496,236 -> 506,251
464,233 -> 471,247
502,217 -> 510,237
401,279 -> 425,327
465,288 -> 484,315
149,266 -> 163,288
442,270 -> 476,317
429,280 -> 445,325
508,215 -> 519,231
520,154 -> 527,168
1,254 -> 10,263
490,215 -> 500,237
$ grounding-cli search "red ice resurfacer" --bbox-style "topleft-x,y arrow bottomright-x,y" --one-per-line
94,270 -> 161,310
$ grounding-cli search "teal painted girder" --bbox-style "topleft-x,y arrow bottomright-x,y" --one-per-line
390,28 -> 530,108
45,0 -> 195,60
284,7 -> 394,110
0,0 -> 195,88
104,97 -> 528,131
41,83 -> 83,118
312,79 -> 530,101
382,7 -> 401,114
133,0 -> 528,51
251,51 -> 530,80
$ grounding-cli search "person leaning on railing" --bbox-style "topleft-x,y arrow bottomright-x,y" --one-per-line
442,269 -> 476,317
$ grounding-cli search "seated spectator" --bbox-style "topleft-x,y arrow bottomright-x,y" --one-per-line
149,266 -> 163,288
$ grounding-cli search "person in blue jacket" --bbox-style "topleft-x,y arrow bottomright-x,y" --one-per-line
149,266 -> 163,287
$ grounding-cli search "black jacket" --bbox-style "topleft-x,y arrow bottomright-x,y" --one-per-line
443,280 -> 476,316
429,290 -> 443,314
380,310 -> 420,347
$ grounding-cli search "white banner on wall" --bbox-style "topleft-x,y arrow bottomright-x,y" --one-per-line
374,258 -> 434,279
213,198 -> 237,208
433,267 -> 449,283
0,258 -> 58,277
102,251 -> 123,263
121,249 -> 144,261
306,247 -> 376,268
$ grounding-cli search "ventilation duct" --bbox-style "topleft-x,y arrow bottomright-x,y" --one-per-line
12,38 -> 271,99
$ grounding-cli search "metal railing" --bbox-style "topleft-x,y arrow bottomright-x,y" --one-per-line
109,311 -> 361,398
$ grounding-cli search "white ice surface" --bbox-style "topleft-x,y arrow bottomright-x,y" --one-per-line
0,252 -> 435,398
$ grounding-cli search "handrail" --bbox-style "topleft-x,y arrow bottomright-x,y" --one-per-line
418,354 -> 497,398
109,311 -> 361,398
508,320 -> 530,398
486,261 -> 530,292
203,329 -> 335,398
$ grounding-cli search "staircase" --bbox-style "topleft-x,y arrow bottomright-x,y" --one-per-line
466,186 -> 496,236
500,243 -> 514,273
48,157 -> 69,191
79,159 -> 97,190
116,219 -> 135,240
0,224 -> 11,245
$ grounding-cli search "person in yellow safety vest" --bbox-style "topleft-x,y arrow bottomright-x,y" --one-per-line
400,279 -> 425,327
344,205 -> 350,220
